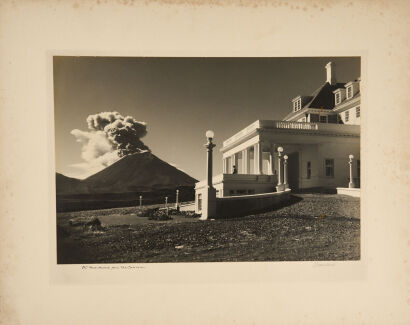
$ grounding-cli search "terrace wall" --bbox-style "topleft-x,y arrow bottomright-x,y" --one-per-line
214,189 -> 291,218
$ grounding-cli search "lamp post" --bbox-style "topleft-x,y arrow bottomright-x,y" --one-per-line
205,130 -> 215,187
276,146 -> 284,192
283,154 -> 289,189
348,154 -> 355,188
199,130 -> 217,220
175,189 -> 179,209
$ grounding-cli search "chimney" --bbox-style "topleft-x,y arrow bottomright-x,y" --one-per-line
325,62 -> 336,85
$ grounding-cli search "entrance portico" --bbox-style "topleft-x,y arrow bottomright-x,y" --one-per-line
206,120 -> 360,197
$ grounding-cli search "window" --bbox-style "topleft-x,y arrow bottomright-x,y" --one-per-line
307,161 -> 311,179
293,99 -> 301,112
347,86 -> 353,98
319,115 -> 327,123
335,92 -> 341,104
325,159 -> 334,177
345,110 -> 350,122
356,106 -> 360,118
197,194 -> 202,211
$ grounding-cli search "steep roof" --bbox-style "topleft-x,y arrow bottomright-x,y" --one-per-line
306,82 -> 346,109
283,81 -> 346,120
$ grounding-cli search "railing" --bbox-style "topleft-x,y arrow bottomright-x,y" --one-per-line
222,120 -> 360,148
274,121 -> 318,130
222,120 -> 318,147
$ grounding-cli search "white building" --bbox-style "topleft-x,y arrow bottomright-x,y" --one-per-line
195,62 -> 361,210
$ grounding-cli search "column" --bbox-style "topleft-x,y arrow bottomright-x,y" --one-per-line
283,155 -> 289,189
254,142 -> 263,175
224,158 -> 229,174
224,157 -> 230,173
222,158 -> 226,173
200,130 -> 217,220
242,148 -> 250,174
253,143 -> 258,174
268,148 -> 273,175
232,153 -> 237,172
348,154 -> 355,188
276,146 -> 284,192
241,149 -> 246,174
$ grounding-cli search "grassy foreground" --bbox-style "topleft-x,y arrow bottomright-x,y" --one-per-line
57,194 -> 360,263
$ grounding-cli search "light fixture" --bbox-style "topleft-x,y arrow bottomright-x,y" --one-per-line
277,146 -> 283,153
284,155 -> 288,160
206,130 -> 214,139
349,154 -> 354,160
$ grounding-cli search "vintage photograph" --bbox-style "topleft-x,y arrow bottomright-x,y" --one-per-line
55,56 -> 361,264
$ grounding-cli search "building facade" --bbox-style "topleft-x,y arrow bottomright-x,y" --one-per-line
195,62 -> 361,212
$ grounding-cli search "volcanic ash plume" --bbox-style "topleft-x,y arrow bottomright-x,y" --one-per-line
70,111 -> 149,178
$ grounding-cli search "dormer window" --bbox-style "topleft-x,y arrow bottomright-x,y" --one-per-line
292,98 -> 302,112
335,92 -> 341,105
346,86 -> 353,99
333,88 -> 345,106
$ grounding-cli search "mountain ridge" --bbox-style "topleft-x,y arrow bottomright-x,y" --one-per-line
56,152 -> 198,194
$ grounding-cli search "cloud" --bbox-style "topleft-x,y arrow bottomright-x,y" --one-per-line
70,129 -> 116,162
69,111 -> 149,178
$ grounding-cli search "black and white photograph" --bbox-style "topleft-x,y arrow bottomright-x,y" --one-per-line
2,1 -> 409,324
55,56 -> 361,264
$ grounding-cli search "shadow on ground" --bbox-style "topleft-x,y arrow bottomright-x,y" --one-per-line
219,194 -> 304,219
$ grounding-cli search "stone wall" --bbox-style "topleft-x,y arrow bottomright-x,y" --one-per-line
214,189 -> 291,218
336,187 -> 361,197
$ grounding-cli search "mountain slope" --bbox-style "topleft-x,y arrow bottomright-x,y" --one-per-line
56,152 -> 197,194
55,173 -> 82,194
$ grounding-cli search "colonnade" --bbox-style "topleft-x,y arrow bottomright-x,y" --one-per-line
223,142 -> 273,175
222,142 -> 289,191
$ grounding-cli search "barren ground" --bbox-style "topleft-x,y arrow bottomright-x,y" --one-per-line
57,193 -> 360,263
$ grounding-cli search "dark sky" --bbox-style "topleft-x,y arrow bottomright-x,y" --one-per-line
54,56 -> 360,180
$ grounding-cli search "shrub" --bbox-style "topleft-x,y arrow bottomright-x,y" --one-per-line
178,210 -> 201,218
69,216 -> 103,230
145,208 -> 172,221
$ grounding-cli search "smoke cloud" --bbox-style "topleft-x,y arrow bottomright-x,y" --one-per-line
70,111 -> 149,178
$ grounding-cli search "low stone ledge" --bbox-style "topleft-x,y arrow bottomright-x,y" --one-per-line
336,187 -> 361,197
179,202 -> 196,212
214,189 -> 291,218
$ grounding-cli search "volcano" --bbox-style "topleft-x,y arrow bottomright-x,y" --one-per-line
56,152 -> 197,194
